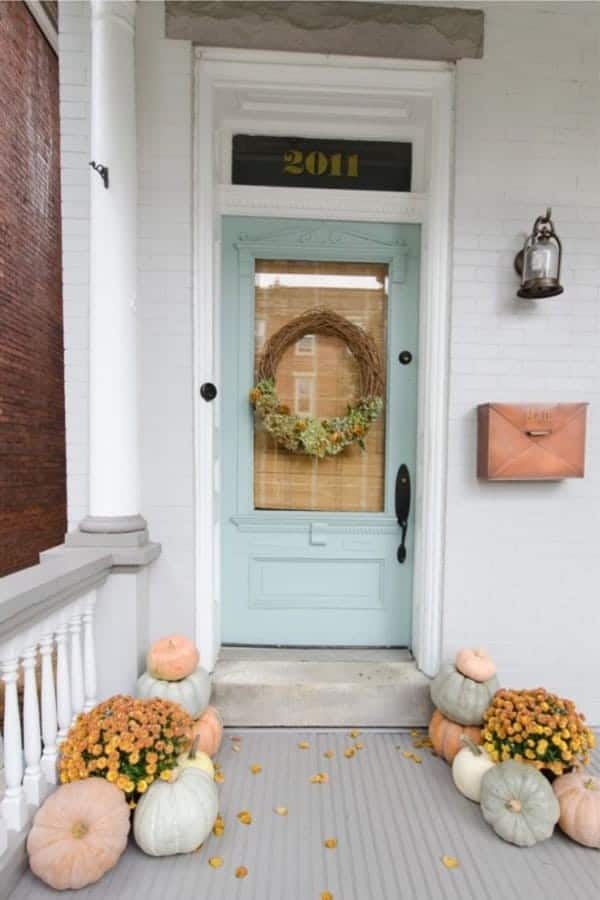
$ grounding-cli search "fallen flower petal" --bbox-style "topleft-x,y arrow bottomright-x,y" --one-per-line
208,857 -> 224,868
298,741 -> 310,749
235,866 -> 249,879
212,815 -> 225,837
442,856 -> 459,869
274,806 -> 288,816
237,810 -> 252,825
324,839 -> 338,849
344,748 -> 356,759
323,750 -> 335,759
310,773 -> 329,784
250,764 -> 262,775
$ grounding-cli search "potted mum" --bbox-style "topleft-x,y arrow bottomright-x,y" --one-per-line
59,694 -> 193,807
482,688 -> 595,778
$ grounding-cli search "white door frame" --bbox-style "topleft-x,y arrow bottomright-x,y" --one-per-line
193,47 -> 454,676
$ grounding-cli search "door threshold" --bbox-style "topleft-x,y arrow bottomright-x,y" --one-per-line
218,646 -> 413,663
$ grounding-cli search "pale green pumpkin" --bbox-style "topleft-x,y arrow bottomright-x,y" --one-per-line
430,663 -> 499,726
480,760 -> 560,847
136,667 -> 211,718
134,768 -> 218,857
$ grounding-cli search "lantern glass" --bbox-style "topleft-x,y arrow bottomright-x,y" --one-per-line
522,238 -> 559,284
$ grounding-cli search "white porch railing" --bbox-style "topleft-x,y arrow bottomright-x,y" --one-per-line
0,549 -> 113,868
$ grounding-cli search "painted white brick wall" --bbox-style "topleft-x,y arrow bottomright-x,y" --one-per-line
135,3 -> 196,642
444,4 -> 600,723
58,2 -> 600,719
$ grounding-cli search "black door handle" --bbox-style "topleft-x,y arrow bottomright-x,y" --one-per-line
395,464 -> 411,564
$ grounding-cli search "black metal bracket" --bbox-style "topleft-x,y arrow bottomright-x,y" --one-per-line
89,161 -> 109,189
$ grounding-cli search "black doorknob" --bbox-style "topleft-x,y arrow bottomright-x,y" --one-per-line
399,351 -> 413,365
200,382 -> 217,402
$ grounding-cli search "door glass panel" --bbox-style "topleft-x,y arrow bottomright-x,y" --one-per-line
254,259 -> 388,512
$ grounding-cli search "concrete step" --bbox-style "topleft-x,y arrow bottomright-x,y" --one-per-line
212,647 -> 432,727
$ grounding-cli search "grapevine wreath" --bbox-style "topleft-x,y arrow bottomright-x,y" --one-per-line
249,308 -> 384,459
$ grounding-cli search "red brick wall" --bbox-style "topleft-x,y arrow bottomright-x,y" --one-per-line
0,3 -> 66,576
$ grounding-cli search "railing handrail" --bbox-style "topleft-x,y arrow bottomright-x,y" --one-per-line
0,549 -> 112,645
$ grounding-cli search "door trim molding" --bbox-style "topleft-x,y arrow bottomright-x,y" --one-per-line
193,47 -> 454,676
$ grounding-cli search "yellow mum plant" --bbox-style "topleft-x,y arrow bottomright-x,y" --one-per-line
483,688 -> 595,777
59,694 -> 193,807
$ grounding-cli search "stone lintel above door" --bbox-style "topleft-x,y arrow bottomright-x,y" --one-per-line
166,2 -> 484,62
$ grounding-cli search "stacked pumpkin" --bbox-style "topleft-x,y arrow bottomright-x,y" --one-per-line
136,634 -> 224,758
428,648 -> 499,767
429,650 -> 600,852
26,635 -> 226,891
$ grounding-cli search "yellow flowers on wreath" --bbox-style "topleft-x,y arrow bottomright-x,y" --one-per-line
483,688 -> 595,776
59,695 -> 193,807
250,378 -> 383,459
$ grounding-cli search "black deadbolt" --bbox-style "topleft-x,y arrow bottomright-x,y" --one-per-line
200,382 -> 217,402
399,351 -> 413,365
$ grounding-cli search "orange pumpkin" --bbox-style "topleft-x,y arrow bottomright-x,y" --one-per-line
454,647 -> 496,683
147,634 -> 199,682
428,709 -> 482,764
188,705 -> 223,757
27,779 -> 130,890
553,772 -> 600,848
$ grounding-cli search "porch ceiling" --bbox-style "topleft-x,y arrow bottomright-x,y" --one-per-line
11,730 -> 600,899
165,2 -> 484,60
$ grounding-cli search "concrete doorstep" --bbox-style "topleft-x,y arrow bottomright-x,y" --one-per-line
212,647 -> 432,727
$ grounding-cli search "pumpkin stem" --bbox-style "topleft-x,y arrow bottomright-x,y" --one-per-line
189,735 -> 201,760
71,822 -> 89,839
584,778 -> 598,791
460,735 -> 482,756
505,798 -> 522,814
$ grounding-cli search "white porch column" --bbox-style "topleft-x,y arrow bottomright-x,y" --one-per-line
79,0 -> 146,537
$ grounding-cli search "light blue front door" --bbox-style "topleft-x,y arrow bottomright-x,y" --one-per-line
221,217 -> 420,646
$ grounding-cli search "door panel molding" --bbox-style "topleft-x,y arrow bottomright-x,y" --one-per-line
231,514 -> 399,534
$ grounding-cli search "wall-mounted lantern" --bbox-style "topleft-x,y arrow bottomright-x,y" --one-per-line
514,208 -> 563,299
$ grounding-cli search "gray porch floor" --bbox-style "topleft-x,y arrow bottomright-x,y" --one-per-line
11,730 -> 600,900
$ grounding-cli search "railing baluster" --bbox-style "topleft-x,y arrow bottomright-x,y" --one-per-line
22,645 -> 47,806
55,624 -> 72,743
83,592 -> 98,712
39,633 -> 58,784
1,657 -> 27,832
69,609 -> 85,721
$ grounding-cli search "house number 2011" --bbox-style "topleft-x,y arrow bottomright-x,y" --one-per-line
283,150 -> 359,178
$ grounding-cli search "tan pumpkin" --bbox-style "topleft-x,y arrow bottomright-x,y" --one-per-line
188,705 -> 223,757
428,709 -> 482,764
27,779 -> 130,890
147,634 -> 199,682
455,647 -> 497,683
553,772 -> 600,848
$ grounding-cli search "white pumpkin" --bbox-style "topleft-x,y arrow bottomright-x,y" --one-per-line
177,736 -> 215,780
136,667 -> 211,717
133,767 -> 218,857
452,736 -> 495,802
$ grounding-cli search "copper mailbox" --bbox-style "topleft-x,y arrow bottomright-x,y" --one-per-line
477,403 -> 588,481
